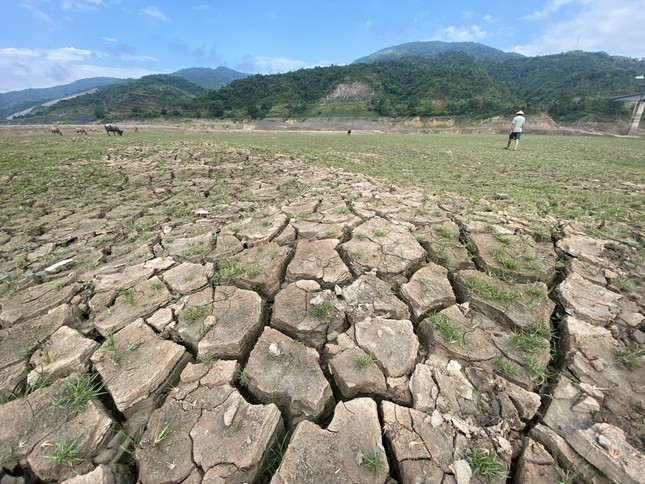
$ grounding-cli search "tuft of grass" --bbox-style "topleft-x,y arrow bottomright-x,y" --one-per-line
355,354 -> 376,371
526,356 -> 550,385
50,373 -> 103,419
360,449 -> 387,476
47,437 -> 82,468
238,369 -> 250,387
493,250 -> 520,271
373,228 -> 386,237
80,280 -> 95,300
434,225 -> 458,239
354,231 -> 367,241
181,306 -> 209,326
310,302 -> 332,324
117,287 -> 134,305
149,280 -> 165,291
616,346 -> 644,369
467,448 -> 506,483
495,355 -> 519,377
511,328 -> 547,353
262,433 -> 290,477
104,334 -> 120,364
153,419 -> 173,445
429,313 -> 463,345
199,354 -> 216,365
464,276 -> 522,302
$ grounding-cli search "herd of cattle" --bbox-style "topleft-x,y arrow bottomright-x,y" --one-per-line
49,124 -> 134,136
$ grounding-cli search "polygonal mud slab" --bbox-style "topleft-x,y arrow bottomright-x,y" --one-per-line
354,316 -> 419,378
557,272 -> 622,327
342,272 -> 410,324
28,325 -> 99,385
469,232 -> 558,284
340,216 -> 426,283
0,375 -> 117,482
382,400 -> 460,483
170,286 -> 214,353
220,207 -> 288,244
272,398 -> 388,483
289,218 -> 347,240
516,438 -> 565,483
161,262 -> 214,295
244,326 -> 334,424
414,219 -> 475,272
272,281 -> 347,350
161,232 -> 215,263
417,304 -> 498,362
136,361 -> 283,484
92,257 -> 174,294
327,333 -> 387,399
0,279 -> 77,328
91,319 -> 187,413
285,238 -> 352,287
197,285 -> 265,360
212,233 -> 244,260
453,270 -> 555,332
94,275 -> 172,336
215,242 -> 290,298
400,262 -> 456,320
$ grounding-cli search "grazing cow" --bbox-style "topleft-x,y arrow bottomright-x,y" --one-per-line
347,129 -> 352,136
89,127 -> 98,132
76,128 -> 88,135
50,127 -> 62,135
105,124 -> 123,136
134,127 -> 138,133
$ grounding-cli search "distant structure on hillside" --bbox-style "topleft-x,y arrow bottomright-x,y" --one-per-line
611,92 -> 645,135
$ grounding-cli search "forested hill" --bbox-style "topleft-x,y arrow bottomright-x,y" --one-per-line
8,50 -> 645,124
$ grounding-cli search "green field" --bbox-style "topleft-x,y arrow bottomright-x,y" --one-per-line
1,129 -> 643,234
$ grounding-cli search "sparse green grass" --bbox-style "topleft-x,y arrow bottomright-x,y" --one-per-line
429,313 -> 463,345
47,437 -> 82,468
464,276 -> 522,302
373,228 -> 386,237
526,357 -> 550,385
616,346 -> 644,369
310,302 -> 332,324
511,328 -> 547,353
80,280 -> 95,300
238,369 -> 250,386
355,354 -> 376,370
181,306 -> 209,326
50,373 -> 103,419
360,449 -> 387,476
495,355 -> 519,377
355,231 -> 367,241
262,433 -> 290,477
117,287 -> 134,305
104,334 -> 120,364
149,280 -> 165,291
467,448 -> 506,483
153,419 -> 173,445
433,225 -> 458,239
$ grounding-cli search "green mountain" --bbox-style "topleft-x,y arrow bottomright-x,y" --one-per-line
0,77 -> 126,119
20,74 -> 208,123
171,66 -> 249,89
6,44 -> 644,125
354,41 -> 523,63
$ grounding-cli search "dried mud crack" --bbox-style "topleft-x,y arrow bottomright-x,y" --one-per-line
1,136 -> 644,484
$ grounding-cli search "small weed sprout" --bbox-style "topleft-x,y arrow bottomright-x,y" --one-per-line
616,275 -> 633,293
526,357 -> 550,385
511,329 -> 546,353
467,448 -> 506,483
262,433 -> 290,477
355,231 -> 367,241
495,355 -> 519,377
434,225 -> 457,239
153,420 -> 173,445
311,302 -> 332,324
355,354 -> 376,371
149,280 -> 165,291
464,277 -> 522,302
199,354 -> 216,365
373,228 -> 386,237
493,250 -> 520,271
360,449 -> 387,476
117,287 -> 134,305
238,369 -> 250,387
246,263 -> 262,278
616,346 -> 644,369
47,437 -> 82,468
181,306 -> 209,326
50,373 -> 103,419
104,334 -> 120,364
126,343 -> 141,352
430,313 -> 463,345
80,280 -> 95,300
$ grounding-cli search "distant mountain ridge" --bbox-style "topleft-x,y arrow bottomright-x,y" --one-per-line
354,40 -> 523,63
1,67 -> 249,119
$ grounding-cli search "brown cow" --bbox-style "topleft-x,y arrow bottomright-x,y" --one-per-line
76,128 -> 88,135
105,124 -> 123,136
50,127 -> 62,135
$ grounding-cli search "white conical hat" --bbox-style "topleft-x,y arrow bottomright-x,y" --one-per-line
516,110 -> 524,115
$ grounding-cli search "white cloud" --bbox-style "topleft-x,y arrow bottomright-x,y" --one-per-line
102,37 -> 118,42
61,0 -> 104,12
516,0 -> 645,57
432,25 -> 487,42
142,5 -> 171,22
522,0 -> 580,21
0,46 -> 157,93
19,1 -> 53,22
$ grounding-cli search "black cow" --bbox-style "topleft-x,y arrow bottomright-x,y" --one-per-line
105,124 -> 123,136
50,127 -> 62,135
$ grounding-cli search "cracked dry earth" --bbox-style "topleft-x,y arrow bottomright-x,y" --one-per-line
0,140 -> 644,484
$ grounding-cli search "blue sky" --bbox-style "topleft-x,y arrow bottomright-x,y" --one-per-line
1,0 -> 644,92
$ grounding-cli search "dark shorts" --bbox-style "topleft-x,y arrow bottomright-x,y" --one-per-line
509,132 -> 522,140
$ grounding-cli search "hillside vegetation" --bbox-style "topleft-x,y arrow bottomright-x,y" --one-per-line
8,47 -> 644,125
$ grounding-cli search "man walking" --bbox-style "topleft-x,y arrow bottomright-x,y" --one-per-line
506,110 -> 525,151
